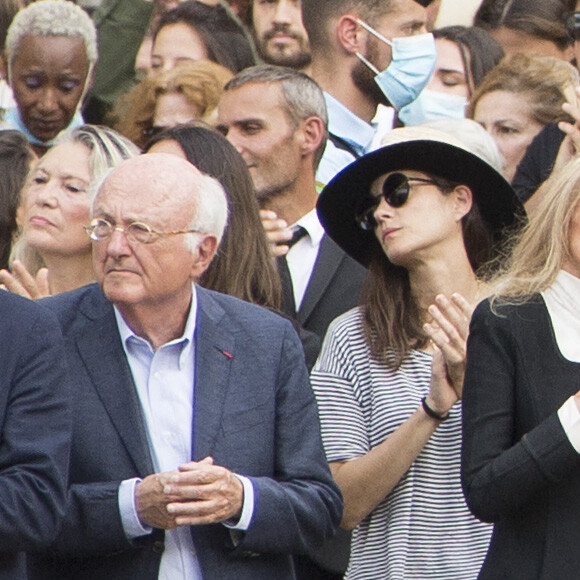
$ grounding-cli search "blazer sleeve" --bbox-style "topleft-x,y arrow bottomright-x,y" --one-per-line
49,481 -> 131,557
0,302 -> 71,551
236,322 -> 343,554
461,300 -> 580,523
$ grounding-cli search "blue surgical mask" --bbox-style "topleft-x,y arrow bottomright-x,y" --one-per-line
355,20 -> 436,111
398,88 -> 468,126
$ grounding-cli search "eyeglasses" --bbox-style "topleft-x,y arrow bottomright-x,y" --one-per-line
85,218 -> 200,245
565,11 -> 580,41
355,172 -> 438,231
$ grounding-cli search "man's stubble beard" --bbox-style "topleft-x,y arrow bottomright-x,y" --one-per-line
351,38 -> 390,108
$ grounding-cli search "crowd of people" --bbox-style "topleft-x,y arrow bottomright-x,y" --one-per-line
0,0 -> 578,579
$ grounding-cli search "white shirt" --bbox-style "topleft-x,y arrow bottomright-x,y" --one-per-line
287,209 -> 325,311
543,270 -> 580,452
114,285 -> 254,579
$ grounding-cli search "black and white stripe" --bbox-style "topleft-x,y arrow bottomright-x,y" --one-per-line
311,308 -> 491,580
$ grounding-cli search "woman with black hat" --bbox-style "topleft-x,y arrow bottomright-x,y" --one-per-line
311,126 -> 524,579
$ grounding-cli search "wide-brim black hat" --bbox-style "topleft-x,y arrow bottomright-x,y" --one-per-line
317,128 -> 526,268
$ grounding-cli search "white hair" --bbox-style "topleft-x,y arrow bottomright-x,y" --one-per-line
91,164 -> 229,254
5,0 -> 98,66
188,173 -> 229,251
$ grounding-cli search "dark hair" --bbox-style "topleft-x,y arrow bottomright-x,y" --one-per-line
154,1 -> 258,73
433,25 -> 504,95
302,0 -> 396,51
145,123 -> 282,309
361,176 -> 494,368
0,130 -> 34,269
474,0 -> 574,52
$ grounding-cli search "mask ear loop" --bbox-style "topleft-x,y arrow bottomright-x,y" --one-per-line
356,19 -> 393,46
354,18 -> 393,75
354,51 -> 380,74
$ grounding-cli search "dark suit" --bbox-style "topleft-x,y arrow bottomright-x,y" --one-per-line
29,283 -> 342,580
280,235 -> 366,577
282,234 -> 367,341
0,292 -> 70,579
462,297 -> 580,579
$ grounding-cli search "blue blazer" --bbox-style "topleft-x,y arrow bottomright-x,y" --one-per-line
0,292 -> 70,579
29,283 -> 342,580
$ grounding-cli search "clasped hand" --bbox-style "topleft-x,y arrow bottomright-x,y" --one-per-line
423,293 -> 474,415
136,457 -> 244,529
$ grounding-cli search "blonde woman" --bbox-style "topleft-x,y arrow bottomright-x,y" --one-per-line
462,155 -> 580,578
0,125 -> 138,298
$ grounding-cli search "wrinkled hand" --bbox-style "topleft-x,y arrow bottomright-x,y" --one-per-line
163,457 -> 244,527
136,471 -> 180,529
423,293 -> 474,412
0,260 -> 50,299
260,209 -> 293,257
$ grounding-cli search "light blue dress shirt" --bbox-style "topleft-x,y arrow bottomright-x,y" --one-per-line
316,92 -> 378,190
114,285 -> 254,580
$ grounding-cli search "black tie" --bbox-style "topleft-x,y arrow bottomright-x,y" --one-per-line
277,226 -> 308,316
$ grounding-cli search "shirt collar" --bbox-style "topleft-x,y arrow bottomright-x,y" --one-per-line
324,91 -> 376,155
114,284 -> 198,363
293,208 -> 325,247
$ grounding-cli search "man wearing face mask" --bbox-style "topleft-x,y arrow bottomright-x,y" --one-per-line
302,0 -> 436,189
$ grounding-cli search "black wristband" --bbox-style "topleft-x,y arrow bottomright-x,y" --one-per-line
421,396 -> 449,421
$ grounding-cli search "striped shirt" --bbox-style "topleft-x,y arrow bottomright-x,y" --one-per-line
311,308 -> 491,580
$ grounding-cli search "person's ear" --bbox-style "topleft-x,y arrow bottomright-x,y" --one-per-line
297,116 -> 325,158
336,14 -> 366,55
452,185 -> 473,221
190,234 -> 218,280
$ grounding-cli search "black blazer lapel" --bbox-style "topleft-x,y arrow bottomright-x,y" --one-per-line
192,288 -> 235,461
75,290 -> 155,477
297,234 -> 344,325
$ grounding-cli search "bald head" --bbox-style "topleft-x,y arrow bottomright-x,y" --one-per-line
94,153 -> 229,244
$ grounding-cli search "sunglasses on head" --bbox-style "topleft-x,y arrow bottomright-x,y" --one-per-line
565,11 -> 580,41
355,172 -> 438,231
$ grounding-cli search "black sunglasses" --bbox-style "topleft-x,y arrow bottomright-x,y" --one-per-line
355,172 -> 438,231
565,11 -> 580,41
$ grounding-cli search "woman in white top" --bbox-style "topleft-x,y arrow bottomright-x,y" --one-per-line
462,155 -> 580,578
311,127 -> 524,579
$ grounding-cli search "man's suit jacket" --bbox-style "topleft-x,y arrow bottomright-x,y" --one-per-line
0,292 -> 70,579
29,283 -> 342,580
281,235 -> 365,576
283,234 -> 367,341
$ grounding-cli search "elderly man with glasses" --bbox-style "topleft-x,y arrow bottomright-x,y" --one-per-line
27,152 -> 342,580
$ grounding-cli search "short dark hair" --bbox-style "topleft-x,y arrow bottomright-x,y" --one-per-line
302,0 -> 395,52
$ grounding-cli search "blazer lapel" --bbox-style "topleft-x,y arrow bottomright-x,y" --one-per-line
75,289 -> 155,477
192,288 -> 235,461
297,234 -> 344,325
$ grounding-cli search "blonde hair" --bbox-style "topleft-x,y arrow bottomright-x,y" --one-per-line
468,53 -> 579,126
489,156 -> 580,306
114,60 -> 233,148
11,125 -> 138,271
